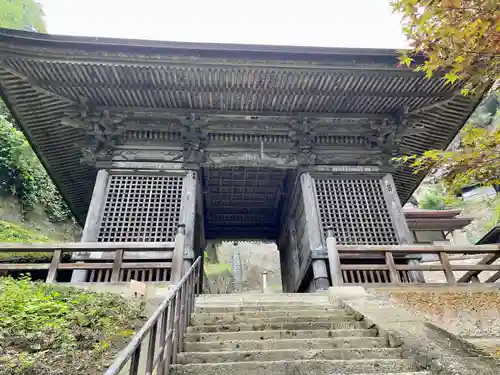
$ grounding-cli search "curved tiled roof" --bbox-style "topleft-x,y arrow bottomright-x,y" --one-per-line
0,29 -> 487,225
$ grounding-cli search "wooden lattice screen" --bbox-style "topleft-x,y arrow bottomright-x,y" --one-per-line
314,177 -> 398,245
97,174 -> 183,243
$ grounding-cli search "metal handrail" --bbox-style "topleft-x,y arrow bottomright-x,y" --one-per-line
103,255 -> 202,375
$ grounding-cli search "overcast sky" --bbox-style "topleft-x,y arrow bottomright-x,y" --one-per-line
39,0 -> 409,49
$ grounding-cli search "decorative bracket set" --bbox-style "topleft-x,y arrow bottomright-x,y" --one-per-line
61,103 -> 423,167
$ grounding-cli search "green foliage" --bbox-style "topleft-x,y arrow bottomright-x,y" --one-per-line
391,1 -> 500,200
0,118 -> 73,222
482,195 -> 500,235
0,277 -> 145,375
0,220 -> 49,243
204,263 -> 232,294
205,263 -> 232,276
0,0 -> 46,32
0,0 -> 71,223
0,219 -> 57,262
418,185 -> 449,210
395,122 -> 500,194
391,0 -> 499,92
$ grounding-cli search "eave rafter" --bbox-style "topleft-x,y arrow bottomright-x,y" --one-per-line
0,62 -> 77,105
0,47 -> 410,73
409,90 -> 462,115
29,78 -> 454,100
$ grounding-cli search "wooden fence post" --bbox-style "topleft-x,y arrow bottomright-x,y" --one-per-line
110,249 -> 124,283
439,251 -> 456,283
385,251 -> 401,284
46,249 -> 62,283
171,224 -> 186,283
326,228 -> 343,286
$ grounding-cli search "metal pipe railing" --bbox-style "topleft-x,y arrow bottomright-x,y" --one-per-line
103,255 -> 202,375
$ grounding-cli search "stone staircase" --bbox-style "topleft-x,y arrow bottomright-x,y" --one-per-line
171,293 -> 431,375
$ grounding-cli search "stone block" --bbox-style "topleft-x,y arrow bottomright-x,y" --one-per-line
178,347 -> 403,364
171,359 -> 420,375
186,320 -> 369,333
184,328 -> 378,342
328,286 -> 368,302
183,337 -> 387,352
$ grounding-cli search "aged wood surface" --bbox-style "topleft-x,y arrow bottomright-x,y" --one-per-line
0,242 -> 175,283
0,29 -> 487,227
2,243 -> 499,284
0,242 -> 175,251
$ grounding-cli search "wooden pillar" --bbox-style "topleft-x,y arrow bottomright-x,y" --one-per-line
287,221 -> 300,292
326,228 -> 343,286
300,173 -> 329,291
179,171 -> 197,261
71,169 -> 109,283
171,225 -> 186,283
381,174 -> 425,283
312,260 -> 330,290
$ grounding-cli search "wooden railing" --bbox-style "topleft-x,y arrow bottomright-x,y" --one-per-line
103,256 -> 202,375
326,230 -> 500,285
0,242 -> 175,283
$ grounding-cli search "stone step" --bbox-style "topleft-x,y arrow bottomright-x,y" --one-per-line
191,313 -> 355,326
465,337 -> 500,355
177,347 -> 403,364
171,359 -> 423,375
184,328 -> 378,342
195,304 -> 342,313
191,310 -> 351,324
196,292 -> 328,298
184,336 -> 387,352
187,320 -> 369,333
195,296 -> 331,304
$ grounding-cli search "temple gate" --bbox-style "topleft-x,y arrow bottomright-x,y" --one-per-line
0,29 -> 485,290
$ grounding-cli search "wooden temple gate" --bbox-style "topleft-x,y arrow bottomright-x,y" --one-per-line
0,29 -> 495,290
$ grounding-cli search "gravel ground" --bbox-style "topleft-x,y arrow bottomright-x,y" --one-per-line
379,290 -> 500,356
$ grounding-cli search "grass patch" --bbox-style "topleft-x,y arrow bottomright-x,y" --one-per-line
204,263 -> 231,276
0,277 -> 145,375
204,263 -> 232,294
0,220 -> 62,263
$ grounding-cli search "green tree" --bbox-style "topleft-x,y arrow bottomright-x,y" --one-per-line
391,0 -> 499,92
397,114 -> 500,194
0,0 -> 46,32
391,0 -> 500,195
0,0 -> 72,222
0,118 -> 72,221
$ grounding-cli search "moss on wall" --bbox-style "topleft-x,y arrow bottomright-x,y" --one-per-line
0,220 -> 64,263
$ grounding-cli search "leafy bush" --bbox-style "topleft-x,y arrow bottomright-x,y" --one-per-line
0,118 -> 72,222
418,185 -> 449,210
0,277 -> 145,375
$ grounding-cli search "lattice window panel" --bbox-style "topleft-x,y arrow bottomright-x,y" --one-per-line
315,178 -> 398,245
98,174 -> 182,242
